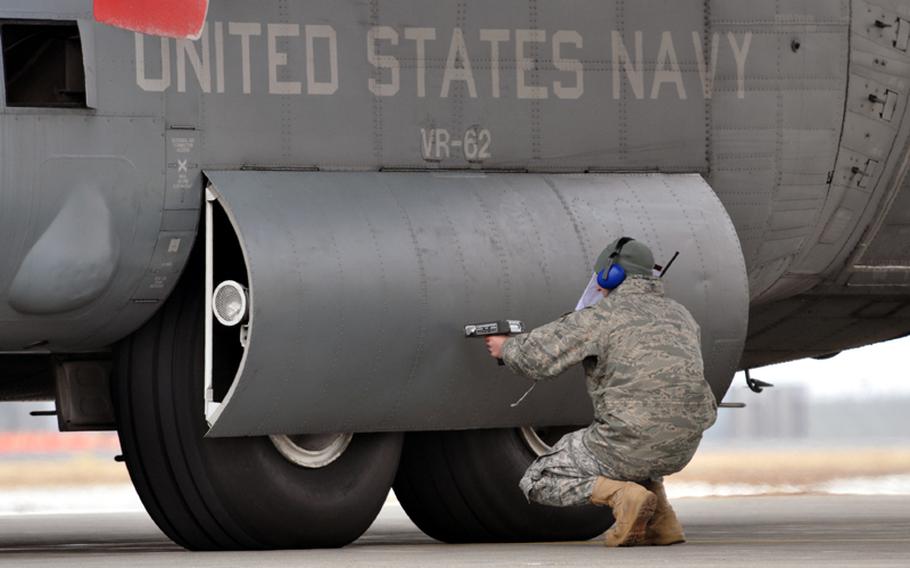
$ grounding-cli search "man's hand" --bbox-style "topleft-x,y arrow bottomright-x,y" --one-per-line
484,335 -> 509,359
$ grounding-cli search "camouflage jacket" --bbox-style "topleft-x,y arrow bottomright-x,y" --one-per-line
502,276 -> 717,473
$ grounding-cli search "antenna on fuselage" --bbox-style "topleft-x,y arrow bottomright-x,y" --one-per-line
658,251 -> 680,278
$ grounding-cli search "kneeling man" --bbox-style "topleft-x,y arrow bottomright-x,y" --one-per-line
484,237 -> 717,547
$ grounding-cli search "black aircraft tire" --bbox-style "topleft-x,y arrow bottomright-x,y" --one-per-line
113,265 -> 403,550
393,428 -> 612,543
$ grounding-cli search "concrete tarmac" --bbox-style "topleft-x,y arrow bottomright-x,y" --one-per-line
0,495 -> 906,567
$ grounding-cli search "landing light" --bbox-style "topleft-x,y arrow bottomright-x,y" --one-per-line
212,280 -> 248,326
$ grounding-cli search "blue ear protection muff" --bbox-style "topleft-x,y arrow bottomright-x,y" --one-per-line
596,237 -> 633,290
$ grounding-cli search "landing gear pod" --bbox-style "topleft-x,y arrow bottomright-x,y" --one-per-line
202,172 -> 749,436
116,171 -> 747,549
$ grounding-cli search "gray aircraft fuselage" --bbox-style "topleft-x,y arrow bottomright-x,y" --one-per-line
1,0 -> 910,430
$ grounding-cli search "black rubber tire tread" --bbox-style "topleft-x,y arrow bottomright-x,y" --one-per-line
394,428 -> 612,543
392,432 -> 492,542
113,259 -> 403,550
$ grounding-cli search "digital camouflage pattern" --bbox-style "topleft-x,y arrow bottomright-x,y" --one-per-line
518,429 -> 612,506
502,275 -> 717,506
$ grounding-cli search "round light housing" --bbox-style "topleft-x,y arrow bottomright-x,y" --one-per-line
212,280 -> 248,327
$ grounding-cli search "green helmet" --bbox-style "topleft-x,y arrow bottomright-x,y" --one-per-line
593,237 -> 655,280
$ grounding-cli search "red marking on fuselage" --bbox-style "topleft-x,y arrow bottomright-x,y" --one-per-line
94,0 -> 209,40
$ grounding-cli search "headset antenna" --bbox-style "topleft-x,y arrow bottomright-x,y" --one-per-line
659,251 -> 680,278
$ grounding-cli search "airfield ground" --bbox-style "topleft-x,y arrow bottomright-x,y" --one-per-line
0,495 -> 906,567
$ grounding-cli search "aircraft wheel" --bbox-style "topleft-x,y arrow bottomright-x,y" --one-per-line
393,427 -> 612,543
113,265 -> 402,550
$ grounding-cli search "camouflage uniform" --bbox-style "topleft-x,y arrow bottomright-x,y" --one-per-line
501,276 -> 717,507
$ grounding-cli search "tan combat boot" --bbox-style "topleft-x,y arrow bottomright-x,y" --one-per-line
641,479 -> 686,545
590,477 -> 657,547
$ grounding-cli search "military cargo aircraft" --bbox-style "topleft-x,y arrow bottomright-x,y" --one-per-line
1,0 -> 909,550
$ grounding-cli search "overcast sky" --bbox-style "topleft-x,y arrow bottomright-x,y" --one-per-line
726,335 -> 910,402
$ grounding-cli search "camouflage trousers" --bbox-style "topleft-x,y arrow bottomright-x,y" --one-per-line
518,429 -> 625,507
520,428 -> 674,507
519,419 -> 703,507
